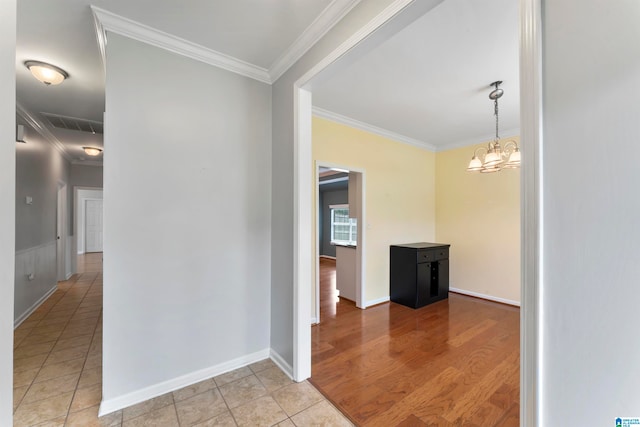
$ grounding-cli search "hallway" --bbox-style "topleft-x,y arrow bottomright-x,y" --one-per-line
13,254 -> 352,426
311,258 -> 520,426
13,253 -> 107,425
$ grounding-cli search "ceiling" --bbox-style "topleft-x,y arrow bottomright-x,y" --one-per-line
312,0 -> 520,150
16,0 -> 520,164
16,0 -> 352,164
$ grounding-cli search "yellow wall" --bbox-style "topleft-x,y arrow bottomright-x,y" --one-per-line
312,117 -> 436,313
435,138 -> 520,303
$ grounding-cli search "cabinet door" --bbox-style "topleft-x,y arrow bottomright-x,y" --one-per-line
437,259 -> 449,298
416,262 -> 431,307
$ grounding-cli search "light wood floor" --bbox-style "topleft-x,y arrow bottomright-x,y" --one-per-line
310,258 -> 520,426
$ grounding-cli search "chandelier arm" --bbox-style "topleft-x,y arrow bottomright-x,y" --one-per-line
503,140 -> 519,154
473,146 -> 488,158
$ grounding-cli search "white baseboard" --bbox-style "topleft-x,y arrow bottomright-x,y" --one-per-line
14,284 -> 57,329
364,296 -> 390,308
319,255 -> 336,260
269,348 -> 294,380
449,287 -> 520,307
311,317 -> 319,325
98,348 -> 270,416
64,272 -> 73,280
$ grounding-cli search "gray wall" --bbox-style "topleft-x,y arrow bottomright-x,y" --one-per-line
70,164 -> 103,189
541,0 -> 640,422
103,34 -> 272,406
14,122 -> 70,323
15,124 -> 70,252
0,0 -> 16,421
319,187 -> 348,257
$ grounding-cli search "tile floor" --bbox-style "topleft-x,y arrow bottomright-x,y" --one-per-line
12,254 -> 352,426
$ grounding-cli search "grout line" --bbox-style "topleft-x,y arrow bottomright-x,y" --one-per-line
171,389 -> 181,426
13,275 -> 80,416
62,270 -> 103,424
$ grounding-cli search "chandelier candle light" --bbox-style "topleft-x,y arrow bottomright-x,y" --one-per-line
467,81 -> 520,173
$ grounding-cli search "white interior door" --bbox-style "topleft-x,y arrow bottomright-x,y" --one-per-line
85,199 -> 103,253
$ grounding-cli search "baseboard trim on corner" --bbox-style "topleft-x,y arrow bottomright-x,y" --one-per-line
64,272 -> 73,280
364,296 -> 390,308
319,255 -> 336,260
14,284 -> 57,329
98,348 -> 270,417
449,287 -> 520,307
270,349 -> 293,380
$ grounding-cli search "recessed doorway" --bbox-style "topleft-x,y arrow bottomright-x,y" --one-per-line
314,164 -> 365,325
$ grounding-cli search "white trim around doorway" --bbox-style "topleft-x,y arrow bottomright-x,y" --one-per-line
314,161 -> 367,326
519,0 -> 543,424
292,0 -> 543,424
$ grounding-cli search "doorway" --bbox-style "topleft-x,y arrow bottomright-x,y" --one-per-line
314,164 -> 365,324
74,187 -> 104,255
292,1 -> 541,423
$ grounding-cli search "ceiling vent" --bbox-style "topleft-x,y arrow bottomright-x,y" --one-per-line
41,112 -> 103,135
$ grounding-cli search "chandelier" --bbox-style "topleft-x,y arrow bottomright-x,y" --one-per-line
467,81 -> 520,173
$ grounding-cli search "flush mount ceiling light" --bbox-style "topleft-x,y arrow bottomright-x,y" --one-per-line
83,147 -> 103,156
467,81 -> 521,173
24,60 -> 69,86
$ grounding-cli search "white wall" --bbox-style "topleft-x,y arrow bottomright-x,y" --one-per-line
102,34 -> 272,410
14,123 -> 70,325
0,0 -> 16,422
541,0 -> 640,422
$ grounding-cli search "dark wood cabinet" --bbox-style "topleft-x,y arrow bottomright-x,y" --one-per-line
390,242 -> 450,309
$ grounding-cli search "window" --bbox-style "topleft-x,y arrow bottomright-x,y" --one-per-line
330,204 -> 357,246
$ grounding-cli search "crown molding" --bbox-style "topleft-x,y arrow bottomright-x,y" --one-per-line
90,6 -> 271,84
269,0 -> 362,82
312,107 -> 437,152
16,103 -> 73,162
91,7 -> 107,76
435,127 -> 521,152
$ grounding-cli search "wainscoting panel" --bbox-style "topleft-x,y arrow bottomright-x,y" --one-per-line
14,241 -> 58,327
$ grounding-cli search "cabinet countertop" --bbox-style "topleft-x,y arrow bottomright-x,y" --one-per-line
391,242 -> 450,249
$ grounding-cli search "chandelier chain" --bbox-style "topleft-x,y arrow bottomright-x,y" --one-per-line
494,98 -> 499,141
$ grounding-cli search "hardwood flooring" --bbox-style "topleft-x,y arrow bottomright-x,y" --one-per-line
311,258 -> 520,426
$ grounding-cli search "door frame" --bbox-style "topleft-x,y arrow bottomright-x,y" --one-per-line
314,162 -> 366,324
83,198 -> 104,253
74,186 -> 103,255
291,0 -> 542,424
56,182 -> 67,281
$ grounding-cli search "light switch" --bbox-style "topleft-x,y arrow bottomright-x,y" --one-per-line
25,196 -> 33,205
